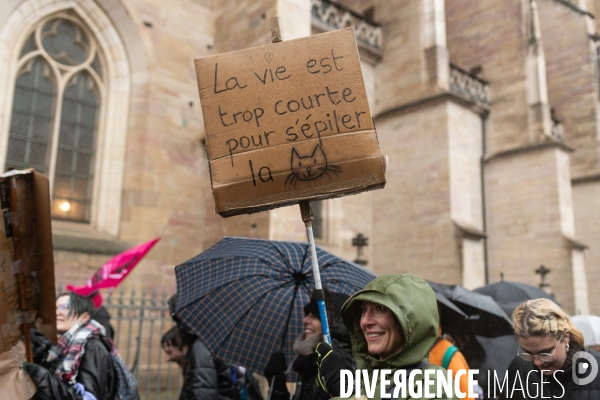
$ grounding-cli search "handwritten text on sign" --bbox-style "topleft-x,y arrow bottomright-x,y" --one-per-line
195,28 -> 386,216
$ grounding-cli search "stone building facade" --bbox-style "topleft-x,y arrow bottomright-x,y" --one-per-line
0,0 -> 597,315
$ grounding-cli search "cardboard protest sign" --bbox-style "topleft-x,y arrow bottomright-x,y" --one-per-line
195,28 -> 386,217
0,170 -> 56,353
0,341 -> 36,399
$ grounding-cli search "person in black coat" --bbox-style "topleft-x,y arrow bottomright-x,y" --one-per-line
161,325 -> 188,369
178,328 -> 225,400
23,292 -> 118,400
499,298 -> 600,400
169,295 -> 237,400
263,287 -> 353,400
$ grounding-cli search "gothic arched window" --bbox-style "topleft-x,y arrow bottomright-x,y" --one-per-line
7,12 -> 104,222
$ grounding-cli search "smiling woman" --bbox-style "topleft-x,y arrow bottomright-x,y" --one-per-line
500,299 -> 600,399
55,293 -> 92,334
358,301 -> 405,360
314,274 -> 459,400
21,292 -> 136,400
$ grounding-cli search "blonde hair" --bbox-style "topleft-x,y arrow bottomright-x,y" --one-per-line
512,299 -> 584,348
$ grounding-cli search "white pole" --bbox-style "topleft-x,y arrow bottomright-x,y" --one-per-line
300,201 -> 331,345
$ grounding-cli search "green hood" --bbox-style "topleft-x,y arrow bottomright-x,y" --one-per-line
341,274 -> 439,370
334,275 -> 458,399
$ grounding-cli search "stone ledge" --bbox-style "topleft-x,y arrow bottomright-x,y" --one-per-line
453,218 -> 486,240
572,173 -> 600,185
484,140 -> 575,163
550,0 -> 594,18
52,233 -> 130,255
51,220 -> 130,255
374,91 -> 490,121
564,233 -> 589,251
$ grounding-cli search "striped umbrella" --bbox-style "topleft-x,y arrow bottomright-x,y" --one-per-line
173,236 -> 376,380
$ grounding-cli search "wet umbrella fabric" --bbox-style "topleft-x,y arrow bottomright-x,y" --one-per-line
435,291 -> 468,334
475,334 -> 519,393
428,282 -> 512,337
173,236 -> 376,380
571,314 -> 600,347
474,281 -> 560,317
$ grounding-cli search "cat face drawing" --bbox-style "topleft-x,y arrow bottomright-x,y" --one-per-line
284,144 -> 342,188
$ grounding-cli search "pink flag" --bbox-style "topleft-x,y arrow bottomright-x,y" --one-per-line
67,238 -> 160,303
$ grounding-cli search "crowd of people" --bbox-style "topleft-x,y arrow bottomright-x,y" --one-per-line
19,273 -> 600,400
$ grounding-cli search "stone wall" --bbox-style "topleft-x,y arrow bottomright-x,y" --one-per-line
486,147 -> 577,312
538,0 -> 599,179
573,180 -> 600,315
115,0 -> 214,275
446,0 -> 531,155
370,0 -> 447,116
373,102 -> 461,283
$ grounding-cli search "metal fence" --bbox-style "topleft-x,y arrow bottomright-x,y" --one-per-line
58,285 -> 182,400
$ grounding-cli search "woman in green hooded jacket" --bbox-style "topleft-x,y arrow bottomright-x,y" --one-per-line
316,274 -> 461,400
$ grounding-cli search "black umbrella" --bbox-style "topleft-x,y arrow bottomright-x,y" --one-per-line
475,334 -> 519,395
474,281 -> 560,317
173,237 -> 376,380
429,282 -> 512,337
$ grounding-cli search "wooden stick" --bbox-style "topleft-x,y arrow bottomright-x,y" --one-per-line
299,201 -> 312,223
271,17 -> 283,43
269,16 -> 332,346
9,176 -> 32,362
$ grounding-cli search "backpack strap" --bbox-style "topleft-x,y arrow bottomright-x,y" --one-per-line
442,345 -> 459,370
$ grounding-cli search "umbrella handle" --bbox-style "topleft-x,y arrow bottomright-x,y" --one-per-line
300,201 -> 332,345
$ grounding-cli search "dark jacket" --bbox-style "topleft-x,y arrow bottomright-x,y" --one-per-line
291,353 -> 323,400
291,339 -> 352,400
268,323 -> 352,400
29,336 -> 116,400
93,306 -> 115,340
180,337 -> 236,400
500,349 -> 600,400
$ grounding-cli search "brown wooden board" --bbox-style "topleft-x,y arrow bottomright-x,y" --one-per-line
195,28 -> 386,217
0,170 -> 56,353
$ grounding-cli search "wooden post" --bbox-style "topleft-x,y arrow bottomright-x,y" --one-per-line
271,17 -> 283,43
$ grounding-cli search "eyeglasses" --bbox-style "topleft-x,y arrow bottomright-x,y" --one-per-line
518,333 -> 563,362
56,304 -> 69,313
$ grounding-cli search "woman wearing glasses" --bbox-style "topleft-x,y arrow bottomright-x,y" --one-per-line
500,298 -> 600,399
